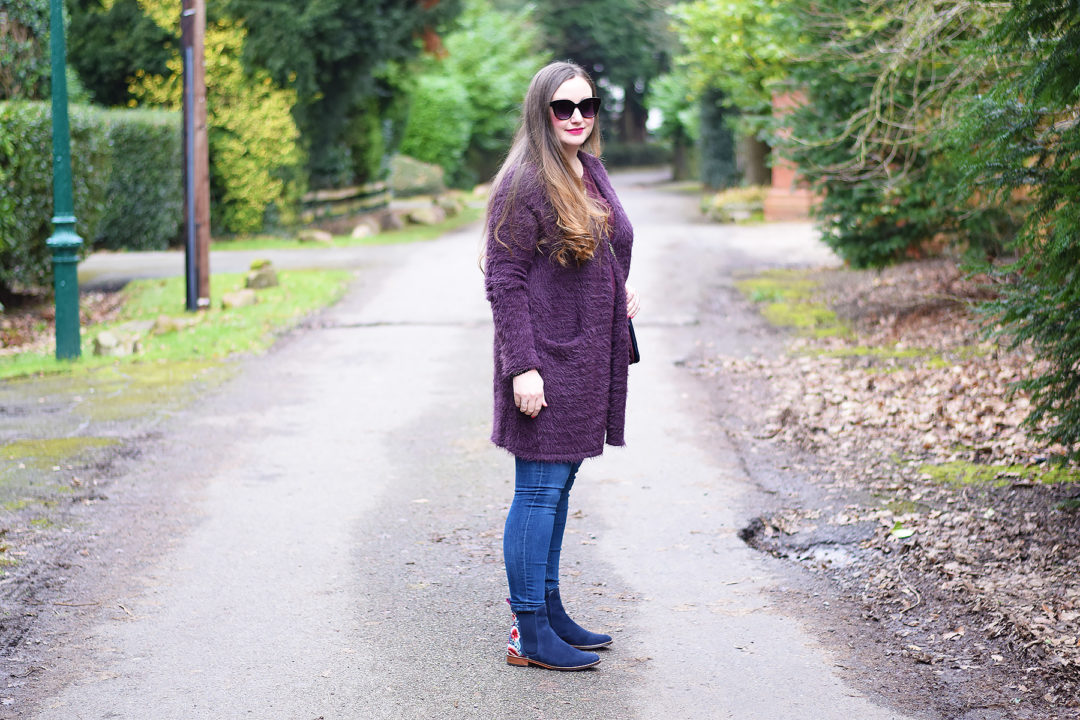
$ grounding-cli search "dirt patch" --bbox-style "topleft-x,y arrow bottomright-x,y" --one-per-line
1,291 -> 126,357
695,258 -> 1080,718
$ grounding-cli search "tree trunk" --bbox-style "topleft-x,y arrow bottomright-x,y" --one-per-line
671,130 -> 693,181
620,82 -> 648,144
737,135 -> 771,186
699,90 -> 738,189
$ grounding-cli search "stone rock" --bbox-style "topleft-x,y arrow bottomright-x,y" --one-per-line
245,260 -> 279,289
350,221 -> 378,240
380,211 -> 405,232
406,205 -> 447,226
297,229 -> 334,245
93,329 -> 143,357
389,155 -> 446,196
151,314 -> 201,335
435,193 -> 465,217
221,289 -> 258,309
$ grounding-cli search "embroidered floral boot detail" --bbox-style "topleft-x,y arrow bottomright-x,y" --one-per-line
546,587 -> 613,650
505,599 -> 600,670
507,603 -> 523,660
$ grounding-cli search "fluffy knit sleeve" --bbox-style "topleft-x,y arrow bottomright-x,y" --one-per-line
484,171 -> 543,380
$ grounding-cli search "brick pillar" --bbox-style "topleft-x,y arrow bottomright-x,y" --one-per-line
763,91 -> 816,222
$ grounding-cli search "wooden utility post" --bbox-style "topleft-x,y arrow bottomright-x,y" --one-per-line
181,0 -> 210,310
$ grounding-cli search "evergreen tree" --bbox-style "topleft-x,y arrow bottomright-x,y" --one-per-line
957,0 -> 1080,458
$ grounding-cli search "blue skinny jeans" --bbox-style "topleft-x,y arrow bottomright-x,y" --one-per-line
504,457 -> 582,612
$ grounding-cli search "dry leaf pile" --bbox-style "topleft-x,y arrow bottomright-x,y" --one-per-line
0,291 -> 125,356
699,259 -> 1080,707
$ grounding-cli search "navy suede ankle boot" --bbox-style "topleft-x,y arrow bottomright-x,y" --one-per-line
506,603 -> 600,670
545,587 -> 613,650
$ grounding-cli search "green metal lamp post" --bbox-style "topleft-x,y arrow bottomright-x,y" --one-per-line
47,0 -> 82,360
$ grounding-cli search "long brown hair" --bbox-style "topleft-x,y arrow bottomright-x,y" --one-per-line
486,61 -> 608,267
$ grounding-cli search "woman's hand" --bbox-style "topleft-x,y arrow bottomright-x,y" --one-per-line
626,284 -> 641,319
513,369 -> 547,418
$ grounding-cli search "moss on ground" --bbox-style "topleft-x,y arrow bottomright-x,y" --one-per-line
920,460 -> 1080,487
880,497 -> 923,515
1,437 -> 118,476
736,269 -> 849,337
69,360 -> 230,423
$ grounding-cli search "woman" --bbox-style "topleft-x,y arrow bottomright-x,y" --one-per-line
484,61 -> 639,671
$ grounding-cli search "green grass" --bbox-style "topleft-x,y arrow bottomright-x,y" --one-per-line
0,268 -> 352,380
211,206 -> 483,251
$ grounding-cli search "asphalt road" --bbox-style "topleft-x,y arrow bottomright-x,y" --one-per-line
27,171 -> 920,719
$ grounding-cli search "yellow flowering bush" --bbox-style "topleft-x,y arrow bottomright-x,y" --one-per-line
129,9 -> 302,234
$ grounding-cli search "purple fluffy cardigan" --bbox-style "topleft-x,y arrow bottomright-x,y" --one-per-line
484,152 -> 634,462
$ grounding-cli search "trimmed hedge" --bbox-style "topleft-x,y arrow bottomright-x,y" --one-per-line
0,102 -> 109,293
0,101 -> 181,294
94,109 -> 182,251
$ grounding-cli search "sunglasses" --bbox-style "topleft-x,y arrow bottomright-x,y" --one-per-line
549,97 -> 601,121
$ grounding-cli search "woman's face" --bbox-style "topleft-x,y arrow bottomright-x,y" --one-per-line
549,76 -> 596,154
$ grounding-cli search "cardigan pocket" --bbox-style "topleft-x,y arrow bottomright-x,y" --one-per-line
535,334 -> 593,414
536,333 -> 586,360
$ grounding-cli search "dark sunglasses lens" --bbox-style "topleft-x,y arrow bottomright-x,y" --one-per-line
580,98 -> 600,118
550,100 -> 575,120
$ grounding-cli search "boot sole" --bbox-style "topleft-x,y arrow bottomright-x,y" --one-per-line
506,654 -> 600,670
571,639 -> 613,650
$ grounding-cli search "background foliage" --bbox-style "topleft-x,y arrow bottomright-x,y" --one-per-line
0,0 -> 51,101
400,0 -> 546,187
535,0 -> 671,144
65,0 -> 172,108
129,10 -> 302,234
222,0 -> 462,189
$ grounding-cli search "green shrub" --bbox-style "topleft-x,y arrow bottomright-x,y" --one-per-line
0,101 -> 182,294
772,1 -> 1001,268
398,74 -> 472,187
94,109 -> 182,251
